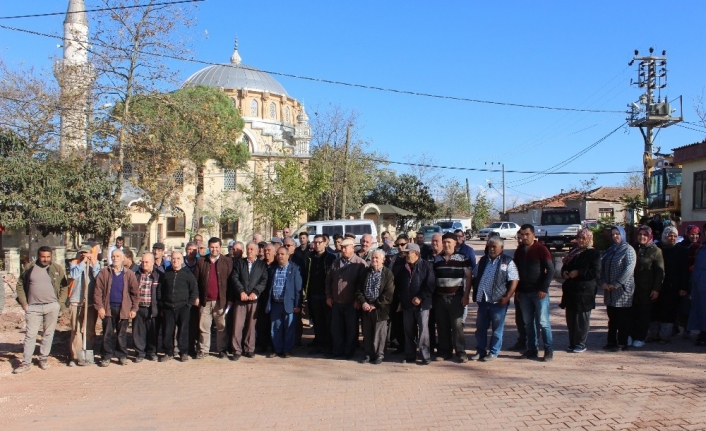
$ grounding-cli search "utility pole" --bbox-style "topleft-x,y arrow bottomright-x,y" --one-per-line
340,124 -> 351,219
465,178 -> 472,213
626,47 -> 682,199
485,162 -> 506,219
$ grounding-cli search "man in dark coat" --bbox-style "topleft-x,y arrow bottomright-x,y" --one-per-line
356,250 -> 395,364
229,242 -> 268,360
393,243 -> 436,364
158,252 -> 198,362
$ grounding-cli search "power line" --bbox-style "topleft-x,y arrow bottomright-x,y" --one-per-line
676,124 -> 706,134
509,122 -> 627,187
681,121 -> 706,131
368,156 -> 638,175
0,0 -> 204,20
0,23 -> 625,114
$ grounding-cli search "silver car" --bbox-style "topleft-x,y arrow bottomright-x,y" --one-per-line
477,222 -> 520,240
418,225 -> 442,245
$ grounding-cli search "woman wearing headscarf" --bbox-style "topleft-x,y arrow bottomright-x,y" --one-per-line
650,226 -> 688,343
559,228 -> 600,353
677,225 -> 701,336
630,225 -> 664,347
599,226 -> 636,352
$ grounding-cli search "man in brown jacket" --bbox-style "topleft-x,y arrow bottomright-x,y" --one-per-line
194,237 -> 234,359
94,249 -> 139,367
326,238 -> 367,359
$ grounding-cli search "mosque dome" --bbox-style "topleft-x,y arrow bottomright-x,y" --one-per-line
183,41 -> 288,96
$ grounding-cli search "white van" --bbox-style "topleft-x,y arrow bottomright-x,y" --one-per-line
296,219 -> 379,247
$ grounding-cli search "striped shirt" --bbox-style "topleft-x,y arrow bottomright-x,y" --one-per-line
433,253 -> 471,295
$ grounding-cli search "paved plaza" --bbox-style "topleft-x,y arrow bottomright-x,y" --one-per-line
1,240 -> 705,430
2,283 -> 706,430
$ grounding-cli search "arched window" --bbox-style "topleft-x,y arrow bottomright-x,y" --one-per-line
269,102 -> 277,119
285,106 -> 290,123
250,99 -> 258,116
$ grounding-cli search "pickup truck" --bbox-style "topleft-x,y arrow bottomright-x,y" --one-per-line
534,209 -> 581,250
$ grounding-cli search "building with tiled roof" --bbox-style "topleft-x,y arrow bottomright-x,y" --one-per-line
506,187 -> 641,225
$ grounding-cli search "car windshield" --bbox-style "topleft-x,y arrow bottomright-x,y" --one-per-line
420,226 -> 441,233
486,223 -> 503,229
436,222 -> 453,228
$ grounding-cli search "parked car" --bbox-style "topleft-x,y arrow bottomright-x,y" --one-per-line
418,225 -> 442,245
477,222 -> 520,240
435,220 -> 464,234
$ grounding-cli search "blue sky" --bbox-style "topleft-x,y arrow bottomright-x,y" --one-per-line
2,1 -> 705,210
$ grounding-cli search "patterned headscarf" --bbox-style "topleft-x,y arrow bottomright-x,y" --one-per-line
686,225 -> 701,236
636,225 -> 653,244
662,226 -> 678,243
562,227 -> 593,265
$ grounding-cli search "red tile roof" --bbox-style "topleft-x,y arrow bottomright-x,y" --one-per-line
506,187 -> 641,213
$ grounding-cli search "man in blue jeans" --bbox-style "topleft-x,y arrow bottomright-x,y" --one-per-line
465,236 -> 519,361
514,224 -> 556,361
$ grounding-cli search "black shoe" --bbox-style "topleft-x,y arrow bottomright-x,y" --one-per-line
195,352 -> 205,359
458,353 -> 469,363
543,351 -> 554,362
372,356 -> 383,365
218,351 -> 228,359
134,356 -> 144,363
283,352 -> 292,358
421,359 -> 431,365
146,355 -> 158,361
522,350 -> 539,359
230,354 -> 241,361
159,355 -> 172,362
481,354 -> 497,362
180,354 -> 189,362
266,352 -> 276,358
118,358 -> 129,366
243,352 -> 255,358
98,359 -> 110,367
470,353 -> 483,361
402,357 -> 416,364
508,341 -> 526,351
360,355 -> 371,364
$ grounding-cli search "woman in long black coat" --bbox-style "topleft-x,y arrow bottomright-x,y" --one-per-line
560,228 -> 601,353
650,226 -> 688,343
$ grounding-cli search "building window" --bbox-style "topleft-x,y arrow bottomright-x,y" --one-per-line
166,215 -> 186,237
173,167 -> 184,186
123,162 -> 133,178
285,107 -> 290,123
223,169 -> 236,191
221,220 -> 239,237
695,171 -> 706,210
269,102 -> 277,119
250,100 -> 258,116
231,97 -> 237,108
598,207 -> 614,219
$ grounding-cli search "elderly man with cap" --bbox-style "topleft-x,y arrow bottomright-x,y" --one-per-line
465,236 -> 519,362
357,249 -> 394,364
94,248 -> 140,367
326,238 -> 368,359
152,243 -> 171,274
393,243 -> 436,364
67,245 -> 101,366
433,232 -> 472,362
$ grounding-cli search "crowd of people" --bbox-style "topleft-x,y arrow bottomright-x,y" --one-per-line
10,222 -> 706,374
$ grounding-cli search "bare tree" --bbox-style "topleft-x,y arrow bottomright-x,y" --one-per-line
89,0 -> 198,195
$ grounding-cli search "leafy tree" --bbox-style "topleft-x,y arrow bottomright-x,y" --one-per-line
436,179 -> 471,219
241,158 -> 330,232
365,171 -> 437,228
119,86 -> 248,251
471,190 -> 493,230
0,143 -> 129,246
